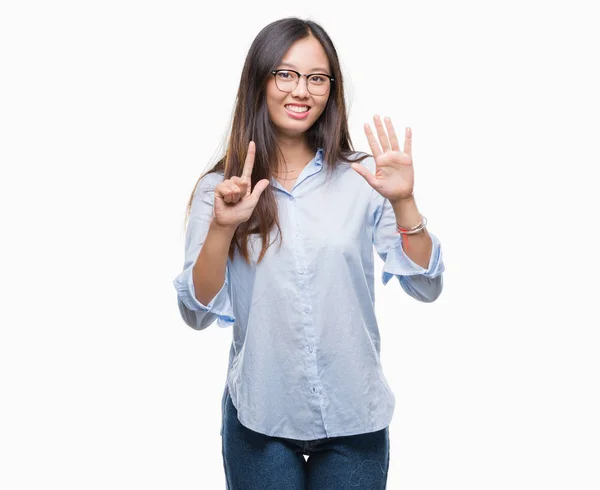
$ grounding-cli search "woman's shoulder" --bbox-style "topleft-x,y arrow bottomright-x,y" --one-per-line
196,170 -> 226,190
190,170 -> 226,203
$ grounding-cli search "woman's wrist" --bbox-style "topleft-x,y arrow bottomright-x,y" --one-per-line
210,218 -> 238,237
391,195 -> 422,229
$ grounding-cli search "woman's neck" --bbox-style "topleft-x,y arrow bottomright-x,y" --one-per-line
274,135 -> 315,173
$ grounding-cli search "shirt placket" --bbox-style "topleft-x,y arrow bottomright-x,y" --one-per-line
288,192 -> 326,438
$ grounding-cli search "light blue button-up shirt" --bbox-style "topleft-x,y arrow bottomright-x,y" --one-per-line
173,149 -> 445,440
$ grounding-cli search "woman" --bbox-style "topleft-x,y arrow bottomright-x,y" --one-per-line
173,17 -> 444,489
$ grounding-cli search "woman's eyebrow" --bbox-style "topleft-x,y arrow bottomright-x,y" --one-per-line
278,61 -> 330,73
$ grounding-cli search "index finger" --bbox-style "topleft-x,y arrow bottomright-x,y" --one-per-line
404,127 -> 412,156
241,141 -> 256,179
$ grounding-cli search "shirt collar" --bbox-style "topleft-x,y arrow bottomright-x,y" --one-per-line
315,148 -> 324,166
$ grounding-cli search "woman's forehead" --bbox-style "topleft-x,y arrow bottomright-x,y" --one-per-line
278,37 -> 330,71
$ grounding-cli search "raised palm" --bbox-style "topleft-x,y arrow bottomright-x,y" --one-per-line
351,115 -> 415,203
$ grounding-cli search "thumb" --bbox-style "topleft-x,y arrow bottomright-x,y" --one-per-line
350,163 -> 376,187
250,179 -> 271,202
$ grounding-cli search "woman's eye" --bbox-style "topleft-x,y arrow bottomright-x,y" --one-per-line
310,76 -> 325,84
277,71 -> 292,79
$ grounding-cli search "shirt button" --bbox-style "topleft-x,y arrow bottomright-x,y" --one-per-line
295,231 -> 300,237
311,387 -> 317,393
308,346 -> 313,353
304,307 -> 310,314
299,269 -> 305,274
289,195 -> 294,201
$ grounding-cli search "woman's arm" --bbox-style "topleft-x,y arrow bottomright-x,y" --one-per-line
372,192 -> 445,303
391,195 -> 432,269
193,220 -> 236,305
173,174 -> 236,330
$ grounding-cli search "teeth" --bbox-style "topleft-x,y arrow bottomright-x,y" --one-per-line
285,105 -> 309,113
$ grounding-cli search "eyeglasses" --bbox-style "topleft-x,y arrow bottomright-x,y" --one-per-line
271,69 -> 334,96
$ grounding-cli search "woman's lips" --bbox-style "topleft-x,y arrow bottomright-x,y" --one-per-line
284,105 -> 311,119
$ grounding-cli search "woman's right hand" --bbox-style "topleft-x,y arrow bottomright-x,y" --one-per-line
212,141 -> 271,229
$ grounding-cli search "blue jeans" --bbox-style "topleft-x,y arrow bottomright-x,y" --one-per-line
221,386 -> 390,489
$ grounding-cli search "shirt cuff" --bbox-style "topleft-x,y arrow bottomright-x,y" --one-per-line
381,231 -> 445,286
172,264 -> 236,323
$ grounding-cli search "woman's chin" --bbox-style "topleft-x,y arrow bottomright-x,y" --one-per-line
275,123 -> 312,138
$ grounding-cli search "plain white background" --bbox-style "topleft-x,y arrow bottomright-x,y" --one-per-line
1,0 -> 599,488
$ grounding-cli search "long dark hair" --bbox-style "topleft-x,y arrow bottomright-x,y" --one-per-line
185,17 -> 369,263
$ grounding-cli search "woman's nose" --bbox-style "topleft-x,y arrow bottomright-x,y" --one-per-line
291,76 -> 309,98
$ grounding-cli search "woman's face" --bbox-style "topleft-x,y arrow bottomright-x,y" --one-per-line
266,36 -> 332,139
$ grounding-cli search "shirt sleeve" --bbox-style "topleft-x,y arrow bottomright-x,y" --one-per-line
172,172 -> 236,330
371,188 -> 445,303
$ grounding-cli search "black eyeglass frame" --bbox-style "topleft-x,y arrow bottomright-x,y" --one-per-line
270,69 -> 335,94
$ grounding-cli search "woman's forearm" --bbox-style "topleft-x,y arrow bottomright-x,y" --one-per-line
192,219 -> 237,305
391,196 -> 433,269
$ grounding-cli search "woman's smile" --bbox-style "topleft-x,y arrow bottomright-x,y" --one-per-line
284,103 -> 311,119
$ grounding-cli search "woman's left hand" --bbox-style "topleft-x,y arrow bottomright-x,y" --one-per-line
351,115 -> 414,203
